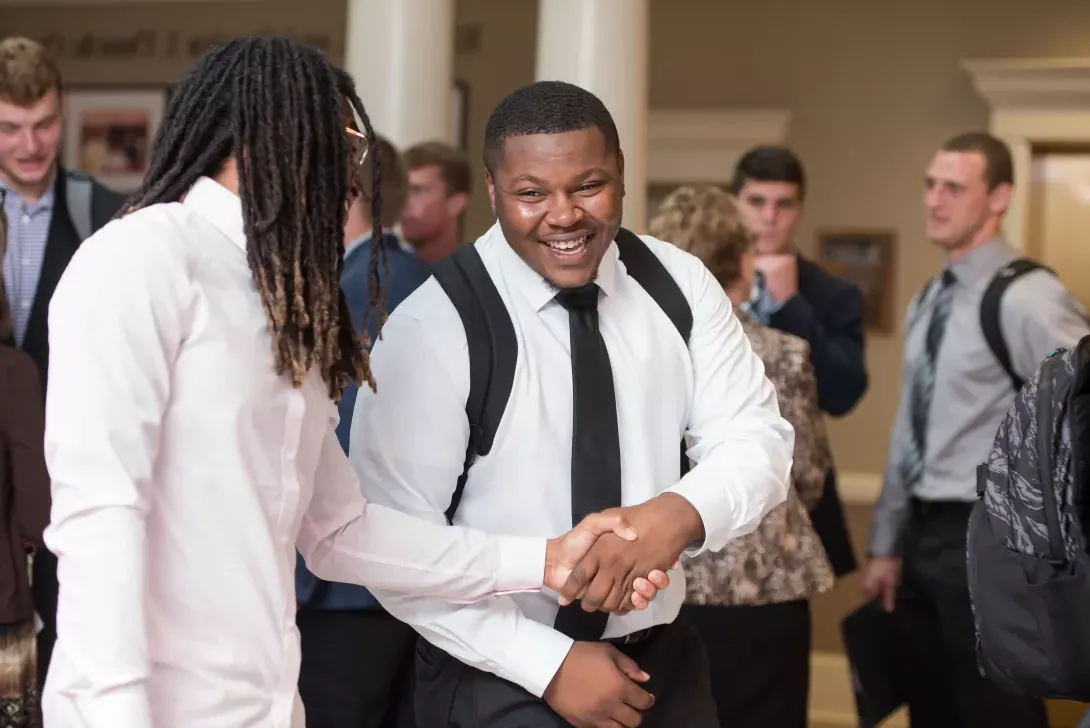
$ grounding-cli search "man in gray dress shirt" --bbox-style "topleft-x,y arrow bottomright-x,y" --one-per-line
863,131 -> 1088,727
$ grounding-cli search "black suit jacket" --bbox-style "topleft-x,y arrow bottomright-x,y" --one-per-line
7,169 -> 127,391
768,255 -> 868,576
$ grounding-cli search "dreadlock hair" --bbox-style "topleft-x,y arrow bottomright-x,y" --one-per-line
483,80 -> 620,174
122,36 -> 385,401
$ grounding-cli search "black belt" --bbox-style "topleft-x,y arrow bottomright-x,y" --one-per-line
603,625 -> 662,647
909,497 -> 975,519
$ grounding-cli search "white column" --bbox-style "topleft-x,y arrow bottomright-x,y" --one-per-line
535,0 -> 650,232
344,0 -> 456,149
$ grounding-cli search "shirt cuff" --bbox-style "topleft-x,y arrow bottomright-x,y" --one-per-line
76,683 -> 153,728
665,481 -> 731,557
494,535 -> 547,593
499,617 -> 575,698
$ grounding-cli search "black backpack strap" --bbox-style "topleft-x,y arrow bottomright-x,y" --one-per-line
615,227 -> 692,345
615,228 -> 694,474
981,259 -> 1053,392
431,246 -> 517,524
1035,353 -> 1065,561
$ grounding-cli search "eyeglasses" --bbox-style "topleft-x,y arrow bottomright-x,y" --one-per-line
345,127 -> 369,170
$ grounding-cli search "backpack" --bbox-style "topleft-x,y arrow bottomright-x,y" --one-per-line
64,171 -> 94,243
430,228 -> 693,524
967,334 -> 1090,701
915,258 -> 1053,390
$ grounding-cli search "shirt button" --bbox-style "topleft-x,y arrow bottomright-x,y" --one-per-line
20,301 -> 30,309
21,258 -> 30,266
21,215 -> 30,225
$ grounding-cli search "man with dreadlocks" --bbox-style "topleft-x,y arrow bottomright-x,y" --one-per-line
38,37 -> 667,728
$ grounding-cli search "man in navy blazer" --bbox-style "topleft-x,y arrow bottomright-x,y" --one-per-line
732,146 -> 868,578
295,137 -> 430,728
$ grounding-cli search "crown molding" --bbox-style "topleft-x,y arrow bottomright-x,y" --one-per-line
962,57 -> 1090,110
649,108 -> 792,146
647,108 -> 791,184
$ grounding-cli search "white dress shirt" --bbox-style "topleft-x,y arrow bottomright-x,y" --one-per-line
350,223 -> 794,699
41,178 -> 548,728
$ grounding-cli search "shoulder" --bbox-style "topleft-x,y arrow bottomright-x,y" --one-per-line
1000,265 -> 1079,313
797,255 -> 859,300
380,273 -> 467,353
630,233 -> 722,310
776,329 -> 814,378
746,321 -> 812,382
52,203 -> 194,311
387,244 -> 431,281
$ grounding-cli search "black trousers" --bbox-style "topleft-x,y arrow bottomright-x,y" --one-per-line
681,599 -> 811,728
897,499 -> 1049,728
31,546 -> 57,693
414,618 -> 719,727
297,608 -> 417,728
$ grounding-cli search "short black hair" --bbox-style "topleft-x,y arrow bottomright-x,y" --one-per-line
940,131 -> 1013,190
730,146 -> 807,200
483,80 -> 620,173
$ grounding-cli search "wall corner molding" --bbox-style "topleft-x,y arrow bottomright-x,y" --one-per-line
647,108 -> 792,184
962,57 -> 1090,252
962,58 -> 1090,111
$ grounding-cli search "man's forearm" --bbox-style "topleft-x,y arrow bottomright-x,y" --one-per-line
300,502 -> 547,602
371,590 -> 575,699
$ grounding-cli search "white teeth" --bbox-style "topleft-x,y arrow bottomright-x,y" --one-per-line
543,234 -> 590,254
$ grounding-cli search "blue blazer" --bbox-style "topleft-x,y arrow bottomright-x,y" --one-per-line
295,233 -> 431,610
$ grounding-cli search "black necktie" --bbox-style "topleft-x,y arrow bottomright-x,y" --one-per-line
552,283 -> 623,642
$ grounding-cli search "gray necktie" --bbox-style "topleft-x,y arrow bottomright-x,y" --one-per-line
901,269 -> 956,492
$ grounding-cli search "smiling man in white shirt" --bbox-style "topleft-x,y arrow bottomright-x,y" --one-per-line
350,81 -> 794,728
40,39 -> 668,728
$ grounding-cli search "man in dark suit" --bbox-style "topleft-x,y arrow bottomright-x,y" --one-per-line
0,36 -> 126,692
295,136 -> 430,728
732,146 -> 868,577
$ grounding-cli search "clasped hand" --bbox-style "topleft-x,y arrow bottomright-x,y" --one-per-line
544,493 -> 703,614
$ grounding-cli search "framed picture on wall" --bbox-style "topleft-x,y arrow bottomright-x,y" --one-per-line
62,88 -> 169,193
816,228 -> 896,334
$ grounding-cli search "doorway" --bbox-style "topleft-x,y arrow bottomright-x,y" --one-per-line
1027,143 -> 1090,310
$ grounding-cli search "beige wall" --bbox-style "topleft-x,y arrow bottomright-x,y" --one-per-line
8,0 -> 1090,473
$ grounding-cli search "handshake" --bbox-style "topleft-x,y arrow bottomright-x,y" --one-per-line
541,493 -> 706,614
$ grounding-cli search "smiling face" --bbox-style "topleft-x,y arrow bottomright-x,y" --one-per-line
0,88 -> 62,195
487,126 -> 623,289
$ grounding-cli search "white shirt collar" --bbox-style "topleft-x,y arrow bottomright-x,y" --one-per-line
486,222 -> 620,313
183,176 -> 246,252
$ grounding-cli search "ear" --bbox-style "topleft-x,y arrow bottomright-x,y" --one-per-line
486,170 -> 497,215
617,150 -> 626,199
446,191 -> 469,219
989,181 -> 1013,216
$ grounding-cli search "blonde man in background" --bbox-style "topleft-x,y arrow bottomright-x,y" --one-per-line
650,185 -> 834,728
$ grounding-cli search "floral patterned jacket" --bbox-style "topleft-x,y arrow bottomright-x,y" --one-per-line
684,311 -> 835,606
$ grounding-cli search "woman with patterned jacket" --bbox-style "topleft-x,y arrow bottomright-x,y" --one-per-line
650,185 -> 835,728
